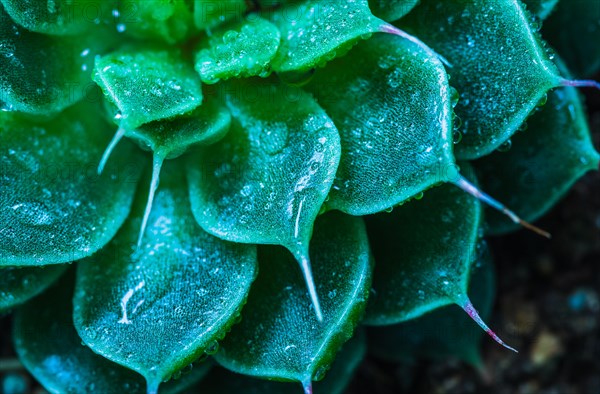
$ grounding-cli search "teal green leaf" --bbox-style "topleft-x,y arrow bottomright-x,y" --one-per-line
398,0 -> 562,159
522,0 -> 559,20
0,0 -> 110,35
0,101 -> 143,267
368,0 -> 419,22
215,212 -> 372,390
14,274 -> 212,394
0,265 -> 66,311
545,0 -> 600,77
269,0 -> 387,72
306,33 -> 454,215
197,330 -> 365,394
116,0 -> 195,44
194,16 -> 280,84
73,162 -> 258,391
364,180 -> 481,325
368,243 -> 495,367
475,59 -> 600,236
0,4 -> 114,114
187,79 -> 340,319
93,49 -> 203,130
193,0 -> 247,31
127,99 -> 231,160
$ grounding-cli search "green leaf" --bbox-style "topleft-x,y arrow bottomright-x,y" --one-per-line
73,161 -> 258,391
0,265 -> 66,311
127,99 -> 232,160
545,0 -> 600,77
194,16 -> 280,84
269,0 -> 387,72
0,4 -> 114,114
14,273 -> 212,394
93,48 -> 203,131
187,79 -> 341,319
193,0 -> 247,31
116,0 -> 195,44
196,330 -> 365,394
215,212 -> 372,391
363,181 -> 481,325
306,33 -> 454,215
475,58 -> 600,236
521,0 -> 559,20
367,0 -> 419,22
0,0 -> 110,35
398,0 -> 562,159
0,101 -> 143,267
368,243 -> 495,367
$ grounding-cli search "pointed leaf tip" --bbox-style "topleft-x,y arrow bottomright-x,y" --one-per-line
137,156 -> 165,247
98,127 -> 126,175
453,176 -> 551,239
560,79 -> 600,92
461,299 -> 518,353
379,24 -> 452,67
303,380 -> 313,394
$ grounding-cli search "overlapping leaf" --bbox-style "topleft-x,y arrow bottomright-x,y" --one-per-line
187,79 -> 340,318
0,0 -> 110,35
363,180 -> 481,325
545,0 -> 600,77
215,212 -> 372,391
94,48 -> 203,130
0,101 -> 143,267
268,0 -> 388,72
306,33 -> 453,215
73,162 -> 257,391
198,331 -> 365,394
368,244 -> 495,367
476,58 -> 600,235
399,0 -> 562,159
14,274 -> 212,394
0,4 -> 115,114
368,0 -> 419,22
115,0 -> 195,44
0,265 -> 66,311
194,16 -> 280,84
522,0 -> 559,21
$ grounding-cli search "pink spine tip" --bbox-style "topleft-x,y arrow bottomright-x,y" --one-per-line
462,299 -> 518,353
302,380 -> 313,394
560,79 -> 600,91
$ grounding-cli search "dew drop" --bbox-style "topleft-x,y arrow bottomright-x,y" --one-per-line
496,139 -> 512,152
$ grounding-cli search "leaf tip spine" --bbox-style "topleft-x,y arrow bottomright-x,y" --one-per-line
137,155 -> 165,248
460,298 -> 518,353
379,24 -> 453,68
302,379 -> 313,394
560,78 -> 600,92
453,175 -> 551,239
98,126 -> 126,175
295,250 -> 324,322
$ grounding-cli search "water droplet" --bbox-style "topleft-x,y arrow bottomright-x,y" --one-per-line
450,87 -> 459,108
453,130 -> 463,144
205,340 -> 219,355
537,93 -> 548,107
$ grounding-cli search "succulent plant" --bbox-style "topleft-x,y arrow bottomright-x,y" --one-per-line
1,0 -> 599,393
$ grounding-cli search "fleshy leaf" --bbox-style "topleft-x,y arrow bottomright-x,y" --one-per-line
306,33 -> 453,215
194,16 -> 280,84
193,0 -> 247,31
269,0 -> 387,72
0,101 -> 143,267
364,180 -> 481,324
368,243 -> 495,367
0,4 -> 115,114
215,212 -> 371,391
476,58 -> 600,236
545,0 -> 600,77
187,79 -> 341,320
14,274 -> 211,394
93,49 -> 203,130
0,0 -> 111,35
197,331 -> 365,394
398,0 -> 562,159
73,162 -> 258,390
368,0 -> 419,22
522,0 -> 559,20
128,99 -> 232,160
0,265 -> 66,311
114,0 -> 195,43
